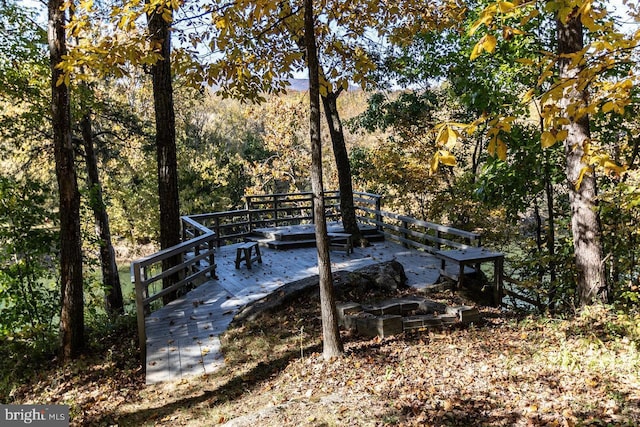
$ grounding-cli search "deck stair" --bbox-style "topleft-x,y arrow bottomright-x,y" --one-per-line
245,222 -> 384,250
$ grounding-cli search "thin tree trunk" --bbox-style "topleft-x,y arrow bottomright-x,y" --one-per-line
321,91 -> 363,244
557,13 -> 608,305
81,113 -> 124,315
304,0 -> 343,359
147,2 -> 181,303
533,200 -> 544,278
544,152 -> 558,309
48,0 -> 84,359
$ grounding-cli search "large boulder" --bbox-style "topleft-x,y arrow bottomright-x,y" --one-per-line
346,260 -> 408,292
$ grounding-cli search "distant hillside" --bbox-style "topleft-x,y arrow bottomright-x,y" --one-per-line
287,78 -> 310,91
286,78 -> 362,92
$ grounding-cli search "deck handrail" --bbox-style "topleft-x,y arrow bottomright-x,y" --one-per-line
355,205 -> 481,251
132,231 -> 217,361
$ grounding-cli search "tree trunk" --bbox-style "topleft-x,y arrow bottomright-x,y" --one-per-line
557,14 -> 608,305
147,2 -> 181,303
81,113 -> 124,315
304,0 -> 343,359
48,0 -> 84,359
321,91 -> 363,244
544,153 -> 558,309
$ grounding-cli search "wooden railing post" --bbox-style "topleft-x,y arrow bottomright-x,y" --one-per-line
215,216 -> 221,247
402,220 -> 409,248
273,194 -> 279,227
208,238 -> 216,278
133,263 -> 147,364
245,196 -> 254,232
375,195 -> 382,231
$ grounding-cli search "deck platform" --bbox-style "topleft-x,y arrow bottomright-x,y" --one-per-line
144,239 -> 442,384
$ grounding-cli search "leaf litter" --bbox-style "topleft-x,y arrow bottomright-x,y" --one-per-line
7,286 -> 640,426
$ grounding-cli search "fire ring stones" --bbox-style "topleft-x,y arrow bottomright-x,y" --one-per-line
337,298 -> 481,338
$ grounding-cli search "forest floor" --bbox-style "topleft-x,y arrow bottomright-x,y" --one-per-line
8,280 -> 640,427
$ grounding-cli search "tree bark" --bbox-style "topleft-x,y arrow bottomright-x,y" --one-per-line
81,113 -> 124,315
147,2 -> 181,303
557,13 -> 608,305
304,0 -> 343,359
48,0 -> 84,359
321,91 -> 363,244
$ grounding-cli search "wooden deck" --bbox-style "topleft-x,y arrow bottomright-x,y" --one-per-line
144,240 -> 442,384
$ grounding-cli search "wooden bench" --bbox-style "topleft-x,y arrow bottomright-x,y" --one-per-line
433,247 -> 504,306
235,241 -> 262,269
328,232 -> 353,254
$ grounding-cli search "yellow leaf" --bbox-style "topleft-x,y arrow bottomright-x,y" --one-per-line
469,13 -> 493,36
522,88 -> 535,103
555,129 -> 568,141
603,160 -> 626,175
56,74 -> 66,87
575,166 -> 590,190
498,1 -> 515,13
438,151 -> 457,167
496,138 -> 507,160
437,126 -> 459,148
430,154 -> 440,175
487,137 -> 496,156
471,34 -> 497,60
484,34 -> 497,54
541,131 -> 556,148
602,101 -> 615,113
215,17 -> 227,30
516,58 -> 535,66
470,43 -> 482,61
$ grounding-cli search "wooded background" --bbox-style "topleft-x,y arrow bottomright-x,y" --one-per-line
1,0 -> 639,368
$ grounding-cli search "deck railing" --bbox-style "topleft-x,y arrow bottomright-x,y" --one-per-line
132,190 -> 484,361
180,191 -> 379,247
355,205 -> 481,252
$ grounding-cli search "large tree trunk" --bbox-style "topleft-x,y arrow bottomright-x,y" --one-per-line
321,91 -> 363,244
304,0 -> 343,359
557,14 -> 608,305
81,113 -> 124,315
147,2 -> 181,303
48,0 -> 84,359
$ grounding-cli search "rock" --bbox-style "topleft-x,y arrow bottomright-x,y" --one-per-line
347,260 -> 408,292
